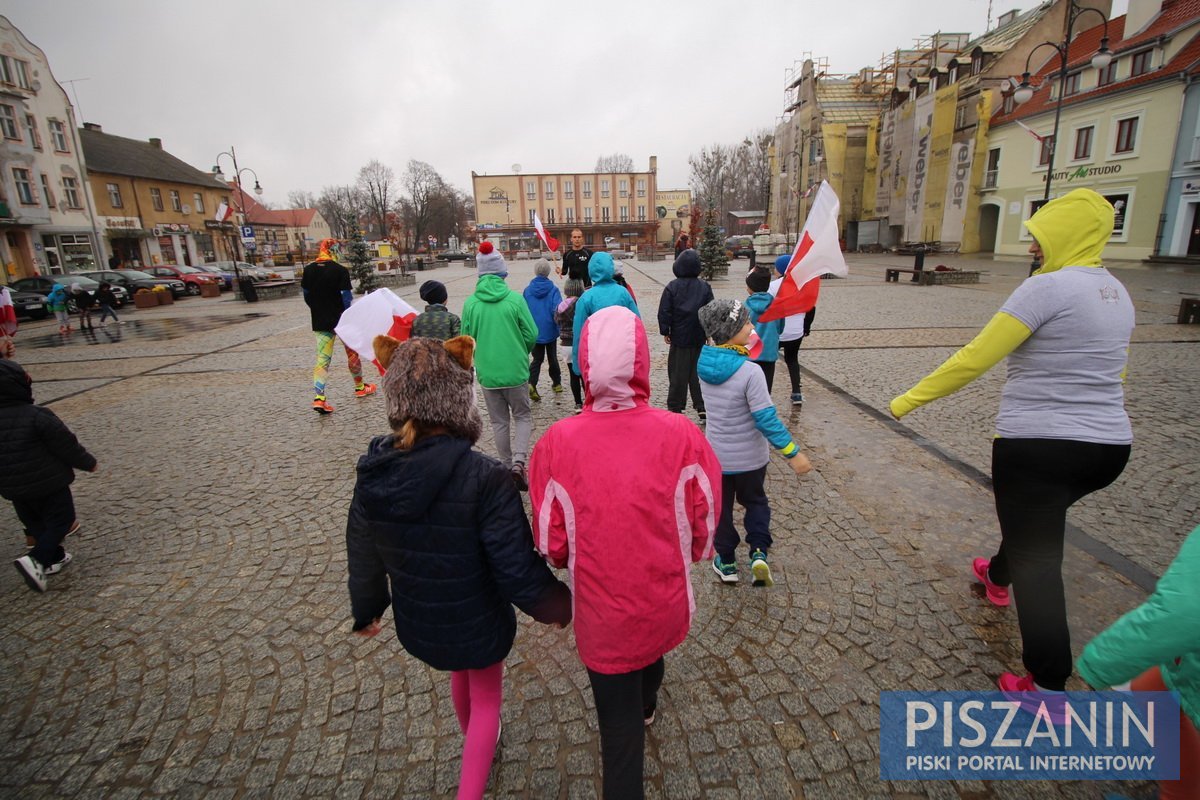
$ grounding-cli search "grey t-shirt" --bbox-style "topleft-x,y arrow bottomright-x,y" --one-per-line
996,266 -> 1134,444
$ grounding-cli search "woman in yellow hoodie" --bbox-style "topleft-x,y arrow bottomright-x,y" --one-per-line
891,189 -> 1134,693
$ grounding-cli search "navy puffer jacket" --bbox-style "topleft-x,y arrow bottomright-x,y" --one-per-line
346,434 -> 571,671
0,359 -> 96,500
657,249 -> 714,347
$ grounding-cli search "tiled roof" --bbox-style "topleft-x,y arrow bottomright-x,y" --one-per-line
260,208 -> 317,227
991,0 -> 1200,126
78,128 -> 227,189
228,184 -> 285,226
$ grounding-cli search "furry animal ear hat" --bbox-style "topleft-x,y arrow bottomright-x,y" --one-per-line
372,334 -> 483,444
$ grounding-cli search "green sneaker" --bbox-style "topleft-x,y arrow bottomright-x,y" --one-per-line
552,384 -> 564,394
712,554 -> 738,584
750,550 -> 773,587
529,384 -> 541,402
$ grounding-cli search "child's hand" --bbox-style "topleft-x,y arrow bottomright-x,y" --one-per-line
788,453 -> 813,476
353,618 -> 383,637
663,335 -> 671,345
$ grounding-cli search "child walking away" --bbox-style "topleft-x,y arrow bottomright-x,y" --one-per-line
461,242 -> 539,490
71,284 -> 96,330
411,280 -> 460,341
1,359 -> 97,592
347,334 -> 571,800
745,267 -> 783,392
96,282 -> 121,325
697,299 -> 812,587
522,259 -> 563,401
556,279 -> 585,412
770,255 -> 816,407
530,306 -> 721,800
46,283 -> 70,333
657,248 -> 714,417
612,261 -> 637,305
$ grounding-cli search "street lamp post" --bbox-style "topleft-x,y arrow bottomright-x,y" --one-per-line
1013,0 -> 1112,273
212,146 -> 264,299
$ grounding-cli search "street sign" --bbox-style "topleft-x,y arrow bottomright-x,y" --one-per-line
244,241 -> 256,251
240,225 -> 255,244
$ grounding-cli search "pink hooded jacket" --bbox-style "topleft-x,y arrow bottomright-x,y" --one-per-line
530,306 -> 721,674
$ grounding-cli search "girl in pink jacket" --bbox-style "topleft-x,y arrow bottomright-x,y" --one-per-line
530,305 -> 722,800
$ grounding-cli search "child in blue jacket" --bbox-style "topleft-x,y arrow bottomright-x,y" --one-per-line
523,259 -> 563,401
745,267 -> 783,392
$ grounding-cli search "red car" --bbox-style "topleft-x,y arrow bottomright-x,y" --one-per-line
145,265 -> 220,295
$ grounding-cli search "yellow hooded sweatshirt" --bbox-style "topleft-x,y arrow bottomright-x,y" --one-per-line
890,189 -> 1116,419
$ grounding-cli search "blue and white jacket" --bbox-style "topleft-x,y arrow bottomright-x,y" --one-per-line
697,345 -> 798,474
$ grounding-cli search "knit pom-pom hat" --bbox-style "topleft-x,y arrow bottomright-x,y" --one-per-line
476,241 -> 507,277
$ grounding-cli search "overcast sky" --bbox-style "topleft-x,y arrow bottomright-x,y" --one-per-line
9,0 -> 1129,206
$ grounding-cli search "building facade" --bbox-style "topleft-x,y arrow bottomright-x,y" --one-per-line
0,15 -> 103,281
1152,57 -> 1200,259
472,157 -> 661,253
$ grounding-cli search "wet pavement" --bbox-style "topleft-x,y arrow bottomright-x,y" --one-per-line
0,255 -> 1196,798
19,315 -> 270,349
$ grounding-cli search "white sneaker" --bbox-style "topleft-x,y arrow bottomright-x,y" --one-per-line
44,552 -> 72,575
14,555 -> 46,592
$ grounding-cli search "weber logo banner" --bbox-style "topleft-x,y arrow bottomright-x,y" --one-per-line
880,691 -> 1181,780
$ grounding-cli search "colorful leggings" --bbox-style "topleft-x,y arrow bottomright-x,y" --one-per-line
450,661 -> 504,800
313,331 -> 364,397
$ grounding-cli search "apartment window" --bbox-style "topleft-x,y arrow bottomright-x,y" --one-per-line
637,205 -> 646,221
106,183 -> 122,207
0,105 -> 18,140
1063,72 -> 1081,97
23,114 -> 40,149
529,209 -> 537,224
984,148 -> 1000,189
584,207 -> 593,222
14,59 -> 29,90
193,193 -> 205,214
948,65 -> 959,84
62,177 -> 81,208
1115,117 -> 1139,153
0,56 -> 29,88
1130,50 -> 1152,77
150,187 -> 164,211
972,54 -> 983,75
49,120 -> 68,152
583,180 -> 593,199
1038,134 -> 1055,167
565,207 -> 574,222
619,179 -> 628,198
40,174 -> 54,208
1073,126 -> 1094,160
637,179 -> 645,197
1003,93 -> 1015,114
547,208 -> 555,223
544,180 -> 554,199
619,206 -> 629,221
954,104 -> 967,129
526,180 -> 535,200
1098,60 -> 1118,86
601,207 -> 610,222
170,189 -> 182,212
564,181 -> 574,199
12,168 -> 35,204
601,179 -> 610,198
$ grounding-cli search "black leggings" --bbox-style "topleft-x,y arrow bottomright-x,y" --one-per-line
988,437 -> 1130,690
587,657 -> 665,800
780,308 -> 816,394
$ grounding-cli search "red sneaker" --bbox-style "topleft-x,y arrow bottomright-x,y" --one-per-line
972,557 -> 1010,607
355,383 -> 377,398
313,397 -> 334,414
998,672 -> 1035,693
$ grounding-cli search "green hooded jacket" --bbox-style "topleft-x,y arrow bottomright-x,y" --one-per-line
461,274 -> 538,389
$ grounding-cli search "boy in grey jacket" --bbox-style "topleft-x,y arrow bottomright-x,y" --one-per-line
696,299 -> 811,587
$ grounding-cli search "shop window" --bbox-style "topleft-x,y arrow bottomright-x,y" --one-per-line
158,235 -> 177,264
151,188 -> 164,211
58,233 -> 96,270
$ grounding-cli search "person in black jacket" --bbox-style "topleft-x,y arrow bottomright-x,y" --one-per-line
0,359 -> 97,592
347,333 -> 570,800
657,249 -> 714,417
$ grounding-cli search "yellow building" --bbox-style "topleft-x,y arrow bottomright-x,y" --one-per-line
472,156 -> 661,253
655,188 -> 691,245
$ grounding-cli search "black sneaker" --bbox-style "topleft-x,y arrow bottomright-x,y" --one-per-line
697,410 -> 707,421
511,463 -> 529,492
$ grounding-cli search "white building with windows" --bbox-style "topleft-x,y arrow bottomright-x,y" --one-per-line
0,15 -> 102,281
983,0 -> 1200,260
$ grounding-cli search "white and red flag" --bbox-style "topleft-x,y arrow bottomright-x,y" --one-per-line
214,201 -> 234,223
1015,119 -> 1047,143
758,180 -> 848,323
0,286 -> 17,337
533,211 -> 559,252
334,288 -> 419,373
746,328 -> 764,360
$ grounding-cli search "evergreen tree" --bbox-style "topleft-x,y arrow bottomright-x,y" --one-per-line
347,218 -> 378,294
697,208 -> 729,281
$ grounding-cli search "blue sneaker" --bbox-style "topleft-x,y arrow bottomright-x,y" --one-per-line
712,554 -> 738,584
750,550 -> 773,587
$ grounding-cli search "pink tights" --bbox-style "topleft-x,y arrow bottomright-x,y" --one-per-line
449,661 -> 504,800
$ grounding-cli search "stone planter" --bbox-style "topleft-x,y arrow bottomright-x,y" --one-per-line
157,292 -> 174,305
200,283 -> 221,298
133,292 -> 158,309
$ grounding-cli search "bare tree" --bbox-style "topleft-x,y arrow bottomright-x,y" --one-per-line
688,144 -> 732,217
593,153 -> 635,173
357,159 -> 395,240
317,185 -> 365,239
399,160 -> 447,253
688,130 -> 773,223
287,189 -> 317,208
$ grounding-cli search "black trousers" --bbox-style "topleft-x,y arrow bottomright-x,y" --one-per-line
988,437 -> 1130,690
587,657 -> 665,800
529,341 -> 562,388
12,485 -> 75,567
714,466 -> 771,559
666,345 -> 704,413
569,367 -> 583,406
753,360 -> 775,392
780,308 -> 816,394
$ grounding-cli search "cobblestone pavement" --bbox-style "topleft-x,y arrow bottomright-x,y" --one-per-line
1,254 -> 1195,798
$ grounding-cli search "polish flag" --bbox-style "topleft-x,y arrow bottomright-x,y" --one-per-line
0,286 -> 17,337
334,288 -> 419,373
533,211 -> 559,252
757,181 -> 847,323
1015,120 -> 1047,143
214,202 -> 234,223
747,328 -> 764,360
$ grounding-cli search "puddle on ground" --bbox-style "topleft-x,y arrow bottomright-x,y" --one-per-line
19,314 -> 269,349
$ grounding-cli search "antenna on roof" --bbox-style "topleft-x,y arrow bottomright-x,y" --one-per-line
986,0 -> 994,31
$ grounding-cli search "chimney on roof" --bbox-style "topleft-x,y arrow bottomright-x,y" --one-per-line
997,9 -> 1020,28
1125,0 -> 1163,37
82,122 -> 102,132
649,155 -> 657,173
148,137 -> 162,149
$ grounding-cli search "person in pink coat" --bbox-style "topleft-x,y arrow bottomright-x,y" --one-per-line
530,305 -> 721,800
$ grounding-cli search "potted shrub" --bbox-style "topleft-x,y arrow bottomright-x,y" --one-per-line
133,288 -> 158,309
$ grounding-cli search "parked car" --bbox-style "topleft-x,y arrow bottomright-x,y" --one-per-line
80,269 -> 186,299
724,236 -> 755,258
439,250 -> 471,261
144,265 -> 221,295
191,264 -> 235,290
210,261 -> 274,283
9,289 -> 49,320
10,275 -> 130,312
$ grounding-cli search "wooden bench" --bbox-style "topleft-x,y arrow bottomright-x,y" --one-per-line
1180,297 -> 1200,324
919,269 -> 981,286
235,280 -> 298,301
885,267 -> 922,283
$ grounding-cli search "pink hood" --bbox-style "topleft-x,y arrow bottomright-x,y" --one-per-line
578,306 -> 650,412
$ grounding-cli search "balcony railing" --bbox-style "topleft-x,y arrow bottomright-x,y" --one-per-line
983,170 -> 998,189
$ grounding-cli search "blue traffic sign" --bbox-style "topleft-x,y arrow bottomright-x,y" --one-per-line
240,225 -> 254,239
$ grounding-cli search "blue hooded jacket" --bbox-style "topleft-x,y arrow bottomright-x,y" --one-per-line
522,275 -> 562,345
571,252 -> 639,374
745,292 -> 783,363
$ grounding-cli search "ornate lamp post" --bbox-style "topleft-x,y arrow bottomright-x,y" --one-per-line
1013,0 -> 1113,273
212,146 -> 264,298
